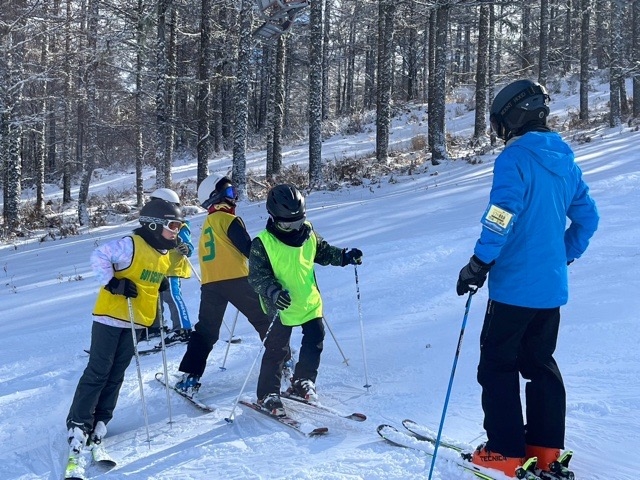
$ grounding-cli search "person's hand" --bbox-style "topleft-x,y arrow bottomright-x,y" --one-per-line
159,277 -> 170,292
175,241 -> 190,256
456,255 -> 493,296
105,277 -> 138,298
267,286 -> 291,310
342,248 -> 363,266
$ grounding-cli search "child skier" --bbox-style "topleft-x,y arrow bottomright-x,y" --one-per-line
145,188 -> 194,345
175,174 -> 272,396
248,184 -> 362,416
65,199 -> 182,464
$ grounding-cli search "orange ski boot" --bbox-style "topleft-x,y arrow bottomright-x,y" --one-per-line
471,442 -> 525,478
525,444 -> 561,472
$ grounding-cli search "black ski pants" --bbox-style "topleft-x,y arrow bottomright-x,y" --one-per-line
256,316 -> 324,400
179,277 -> 270,377
67,321 -> 140,434
477,300 -> 565,458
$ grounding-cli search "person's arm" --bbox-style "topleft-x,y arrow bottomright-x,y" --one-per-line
90,236 -> 134,285
228,217 -> 253,258
474,151 -> 524,263
177,221 -> 194,257
565,166 -> 599,262
248,237 -> 277,298
248,237 -> 292,313
313,229 -> 347,266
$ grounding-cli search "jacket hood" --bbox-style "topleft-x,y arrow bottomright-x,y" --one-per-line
509,131 -> 574,177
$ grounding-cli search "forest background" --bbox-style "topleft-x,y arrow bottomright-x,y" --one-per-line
0,0 -> 638,236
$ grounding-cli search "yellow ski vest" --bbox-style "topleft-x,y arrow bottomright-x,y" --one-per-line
199,210 -> 248,283
93,235 -> 171,327
166,248 -> 191,278
257,227 -> 323,326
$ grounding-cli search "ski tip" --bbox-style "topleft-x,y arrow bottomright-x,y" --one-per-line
376,424 -> 397,434
348,413 -> 367,422
309,427 -> 329,436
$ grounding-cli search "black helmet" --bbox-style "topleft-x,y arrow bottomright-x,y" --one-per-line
139,199 -> 184,230
490,79 -> 550,142
266,184 -> 306,231
197,174 -> 237,209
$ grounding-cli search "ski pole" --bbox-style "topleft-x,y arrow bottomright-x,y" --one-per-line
354,265 -> 371,390
224,313 -> 279,423
185,256 -> 236,339
127,298 -> 151,448
157,297 -> 173,425
322,316 -> 349,366
427,289 -> 475,480
220,309 -> 240,371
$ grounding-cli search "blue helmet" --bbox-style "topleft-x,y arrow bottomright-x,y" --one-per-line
490,80 -> 550,141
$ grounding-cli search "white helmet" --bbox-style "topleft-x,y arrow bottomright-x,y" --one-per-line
150,188 -> 180,206
197,174 -> 236,209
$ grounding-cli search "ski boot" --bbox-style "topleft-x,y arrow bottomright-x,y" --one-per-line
288,378 -> 318,402
175,373 -> 201,397
259,393 -> 286,417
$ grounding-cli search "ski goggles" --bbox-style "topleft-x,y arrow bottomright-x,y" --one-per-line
162,220 -> 183,232
140,216 -> 183,232
275,216 -> 306,232
222,185 -> 238,200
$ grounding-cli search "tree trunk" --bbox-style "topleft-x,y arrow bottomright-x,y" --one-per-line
430,2 -> 449,164
197,0 -> 212,186
376,0 -> 395,164
610,0 -> 623,127
272,36 -> 286,177
232,0 -> 252,199
633,0 -> 640,117
580,0 -> 591,121
78,0 -> 98,226
539,0 -> 550,85
309,0 -> 324,187
155,0 -> 170,188
473,4 -> 490,143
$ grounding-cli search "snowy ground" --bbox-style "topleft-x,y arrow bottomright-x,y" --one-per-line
1,82 -> 639,480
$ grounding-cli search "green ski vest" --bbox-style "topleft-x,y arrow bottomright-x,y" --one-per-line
257,227 -> 323,326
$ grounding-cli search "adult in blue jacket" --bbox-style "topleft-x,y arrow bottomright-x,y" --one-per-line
456,80 -> 599,478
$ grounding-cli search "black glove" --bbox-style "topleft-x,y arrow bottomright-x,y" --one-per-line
267,285 -> 291,310
456,255 -> 493,296
175,241 -> 190,256
105,277 -> 138,298
159,277 -> 170,292
342,248 -> 363,266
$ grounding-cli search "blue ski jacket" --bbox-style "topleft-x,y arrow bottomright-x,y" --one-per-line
474,131 -> 599,308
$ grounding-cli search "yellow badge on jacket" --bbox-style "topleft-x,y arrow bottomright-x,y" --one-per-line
481,204 -> 514,235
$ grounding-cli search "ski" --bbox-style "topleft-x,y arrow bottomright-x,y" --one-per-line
402,418 -> 467,452
239,400 -> 328,437
376,424 -> 542,480
138,339 -> 186,356
154,372 -> 216,412
90,443 -> 116,468
280,391 -> 366,422
402,419 -> 574,480
64,451 -> 86,480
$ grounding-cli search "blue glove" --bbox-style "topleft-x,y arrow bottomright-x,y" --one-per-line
105,277 -> 138,298
342,248 -> 363,266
